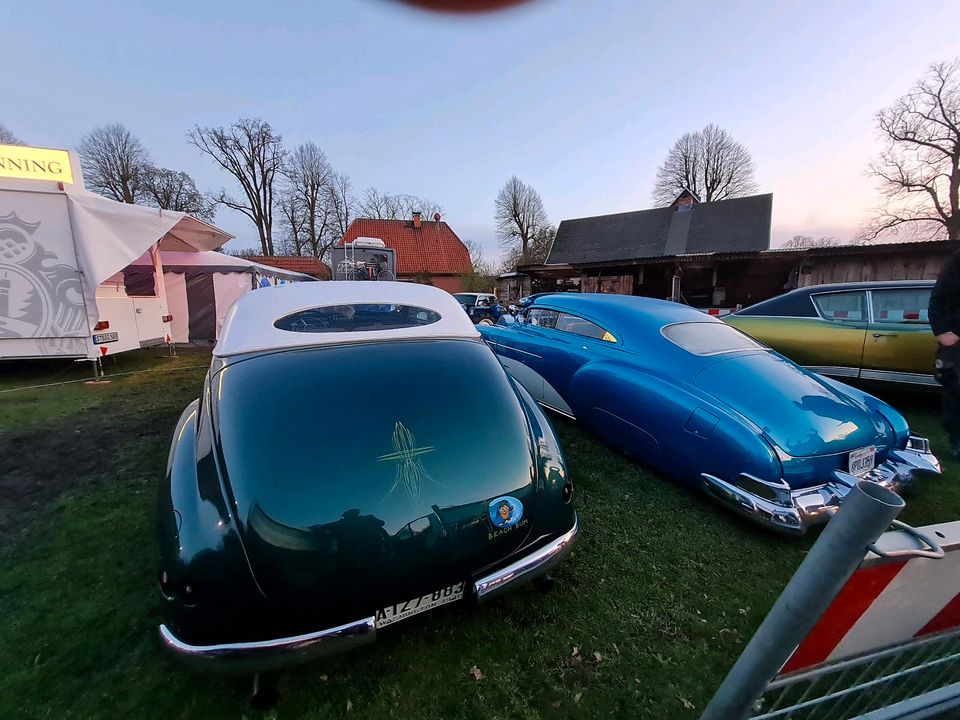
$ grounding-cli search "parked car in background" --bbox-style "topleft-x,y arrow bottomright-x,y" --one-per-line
453,292 -> 503,325
158,282 -> 578,671
725,281 -> 938,387
480,293 -> 939,535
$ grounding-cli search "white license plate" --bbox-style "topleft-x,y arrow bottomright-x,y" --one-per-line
849,446 -> 877,476
92,332 -> 119,344
374,582 -> 464,628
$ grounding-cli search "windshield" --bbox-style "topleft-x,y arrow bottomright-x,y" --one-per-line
453,294 -> 478,306
662,322 -> 764,356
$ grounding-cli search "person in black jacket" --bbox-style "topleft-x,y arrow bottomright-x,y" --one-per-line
929,252 -> 960,458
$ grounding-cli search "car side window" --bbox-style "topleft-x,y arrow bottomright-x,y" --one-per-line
556,312 -> 617,342
871,288 -> 931,324
525,308 -> 560,329
812,291 -> 867,322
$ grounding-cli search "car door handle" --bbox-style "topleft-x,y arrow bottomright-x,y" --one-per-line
872,333 -> 898,338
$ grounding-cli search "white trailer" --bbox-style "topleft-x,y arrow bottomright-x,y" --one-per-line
0,143 -> 232,363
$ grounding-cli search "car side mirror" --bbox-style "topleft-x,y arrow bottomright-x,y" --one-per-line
497,314 -> 516,327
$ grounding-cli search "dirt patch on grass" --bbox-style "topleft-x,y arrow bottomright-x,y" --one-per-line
0,409 -> 176,544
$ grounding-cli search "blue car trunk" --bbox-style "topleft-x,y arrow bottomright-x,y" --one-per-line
211,339 -> 540,616
694,352 -> 888,459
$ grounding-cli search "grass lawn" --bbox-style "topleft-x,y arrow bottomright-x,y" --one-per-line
1,349 -> 958,719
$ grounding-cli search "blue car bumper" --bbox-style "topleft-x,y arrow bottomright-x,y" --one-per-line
701,436 -> 941,535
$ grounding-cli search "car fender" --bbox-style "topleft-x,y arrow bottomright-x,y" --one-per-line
505,373 -> 576,533
568,360 -> 782,487
158,393 -> 267,645
816,374 -> 910,447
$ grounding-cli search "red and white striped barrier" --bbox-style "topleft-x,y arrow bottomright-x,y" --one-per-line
781,519 -> 960,675
698,307 -> 735,317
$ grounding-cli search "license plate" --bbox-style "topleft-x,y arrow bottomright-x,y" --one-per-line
374,582 -> 464,628
92,332 -> 119,344
849,446 -> 877,476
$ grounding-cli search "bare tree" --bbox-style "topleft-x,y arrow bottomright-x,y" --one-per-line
458,239 -> 498,292
0,123 -> 22,145
781,235 -> 839,249
140,167 -> 215,221
78,123 -> 151,203
862,60 -> 960,241
495,176 -> 550,264
358,187 -> 443,220
188,118 -> 285,255
499,224 -> 556,271
278,142 -> 336,258
327,171 -> 357,244
652,124 -> 758,206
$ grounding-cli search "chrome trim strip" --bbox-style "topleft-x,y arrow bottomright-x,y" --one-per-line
701,436 -> 940,535
538,402 -> 576,420
159,616 -> 376,671
507,345 -> 542,359
474,515 -> 579,601
858,369 -> 939,386
806,365 -> 861,378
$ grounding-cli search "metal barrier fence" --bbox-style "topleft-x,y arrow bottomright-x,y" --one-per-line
750,627 -> 960,719
702,480 -> 960,720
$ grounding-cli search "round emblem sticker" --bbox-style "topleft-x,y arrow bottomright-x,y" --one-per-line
488,496 -> 523,529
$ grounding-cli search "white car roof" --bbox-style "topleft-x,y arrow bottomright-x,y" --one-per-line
214,281 -> 479,358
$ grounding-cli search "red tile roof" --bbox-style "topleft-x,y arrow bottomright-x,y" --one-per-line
342,218 -> 472,276
242,255 -> 332,280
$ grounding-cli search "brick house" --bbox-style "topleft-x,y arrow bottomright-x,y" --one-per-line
341,212 -> 472,293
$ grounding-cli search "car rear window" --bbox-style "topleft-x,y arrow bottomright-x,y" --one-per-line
274,304 -> 441,333
662,321 -> 763,355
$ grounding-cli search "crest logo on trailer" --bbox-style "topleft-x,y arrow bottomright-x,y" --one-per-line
0,213 -> 85,349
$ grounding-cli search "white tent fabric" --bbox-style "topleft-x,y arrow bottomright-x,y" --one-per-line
0,186 -> 232,359
126,250 -> 315,343
66,192 -> 233,332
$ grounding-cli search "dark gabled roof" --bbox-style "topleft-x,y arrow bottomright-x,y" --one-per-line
547,193 -> 772,265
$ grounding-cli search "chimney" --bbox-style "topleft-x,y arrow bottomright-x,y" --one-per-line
412,211 -> 422,229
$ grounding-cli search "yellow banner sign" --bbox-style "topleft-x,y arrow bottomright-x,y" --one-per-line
0,144 -> 74,184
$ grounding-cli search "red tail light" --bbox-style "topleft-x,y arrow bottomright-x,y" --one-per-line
93,321 -> 109,331
162,315 -> 173,322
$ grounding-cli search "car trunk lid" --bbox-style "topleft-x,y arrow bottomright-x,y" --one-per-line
212,340 -> 539,619
694,352 -> 885,458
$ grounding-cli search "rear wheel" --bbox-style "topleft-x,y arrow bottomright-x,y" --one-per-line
478,318 -> 495,326
377,269 -> 395,281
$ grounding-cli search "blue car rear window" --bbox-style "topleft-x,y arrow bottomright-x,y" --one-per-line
662,321 -> 763,355
274,304 -> 441,333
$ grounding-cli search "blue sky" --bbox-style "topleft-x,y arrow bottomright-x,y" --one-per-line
5,0 -> 960,258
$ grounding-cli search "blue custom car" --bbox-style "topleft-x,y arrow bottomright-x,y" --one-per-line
157,282 -> 577,672
480,293 -> 940,534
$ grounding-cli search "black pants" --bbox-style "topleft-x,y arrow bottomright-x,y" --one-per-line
936,345 -> 960,446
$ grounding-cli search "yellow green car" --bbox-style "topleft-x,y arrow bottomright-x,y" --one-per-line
725,281 -> 938,387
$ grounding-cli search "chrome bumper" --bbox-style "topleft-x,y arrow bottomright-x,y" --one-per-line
159,617 -> 377,674
159,515 -> 579,671
474,513 -> 579,601
702,436 -> 941,535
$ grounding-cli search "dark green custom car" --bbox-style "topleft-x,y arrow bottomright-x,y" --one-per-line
726,280 -> 938,387
157,282 -> 578,672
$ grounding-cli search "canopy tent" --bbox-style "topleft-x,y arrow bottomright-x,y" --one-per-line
0,184 -> 234,359
123,251 -> 315,343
